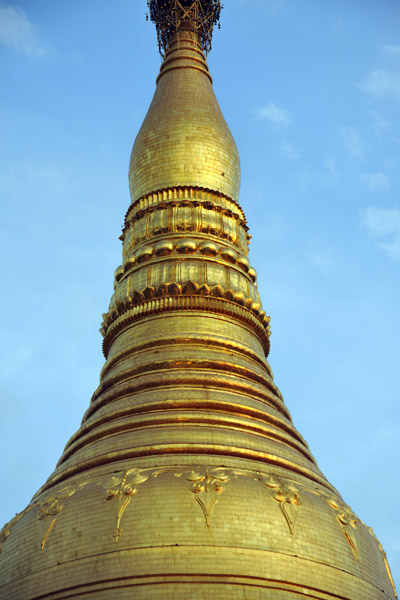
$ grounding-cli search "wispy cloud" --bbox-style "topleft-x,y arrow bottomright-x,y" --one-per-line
256,102 -> 290,127
359,69 -> 400,101
385,45 -> 400,56
324,158 -> 337,176
0,5 -> 47,57
360,172 -> 390,190
305,248 -> 338,274
369,111 -> 391,136
340,127 -> 364,159
361,207 -> 400,260
280,141 -> 299,160
359,46 -> 400,101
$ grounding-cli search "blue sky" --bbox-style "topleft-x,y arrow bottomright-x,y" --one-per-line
1,0 -> 399,590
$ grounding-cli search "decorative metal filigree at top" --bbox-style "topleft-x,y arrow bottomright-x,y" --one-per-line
147,0 -> 222,57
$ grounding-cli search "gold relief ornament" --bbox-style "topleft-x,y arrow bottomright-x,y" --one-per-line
101,279 -> 270,344
175,467 -> 230,527
123,200 -> 248,253
104,469 -> 149,542
0,504 -> 34,553
260,475 -> 302,535
366,525 -> 398,598
37,485 -> 77,551
1,515 -> 21,548
0,524 -> 10,547
326,496 -> 358,560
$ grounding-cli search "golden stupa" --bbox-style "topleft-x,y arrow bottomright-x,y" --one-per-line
0,2 -> 397,599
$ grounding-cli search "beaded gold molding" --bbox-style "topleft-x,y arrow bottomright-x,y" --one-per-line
101,286 -> 270,357
116,239 -> 255,282
124,186 -> 246,225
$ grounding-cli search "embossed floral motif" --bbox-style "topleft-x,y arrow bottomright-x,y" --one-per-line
37,498 -> 63,520
326,496 -> 358,560
37,486 -> 76,551
0,524 -> 11,545
175,467 -> 230,526
260,475 -> 302,535
0,513 -> 21,552
104,469 -> 149,541
0,503 -> 39,553
366,525 -> 398,598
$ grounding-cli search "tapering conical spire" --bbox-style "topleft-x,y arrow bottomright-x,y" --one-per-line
0,4 -> 397,600
130,7 -> 240,204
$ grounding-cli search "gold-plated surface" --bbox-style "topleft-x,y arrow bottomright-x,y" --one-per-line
0,4 -> 397,600
129,30 -> 241,204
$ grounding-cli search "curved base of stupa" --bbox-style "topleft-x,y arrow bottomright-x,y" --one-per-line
0,461 -> 395,600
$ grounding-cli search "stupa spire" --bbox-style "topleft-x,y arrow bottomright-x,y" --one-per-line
0,4 -> 397,600
130,0 -> 239,208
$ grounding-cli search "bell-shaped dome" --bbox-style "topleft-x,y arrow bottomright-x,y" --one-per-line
129,29 -> 240,204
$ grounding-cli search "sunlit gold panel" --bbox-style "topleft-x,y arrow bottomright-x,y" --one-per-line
129,32 -> 241,205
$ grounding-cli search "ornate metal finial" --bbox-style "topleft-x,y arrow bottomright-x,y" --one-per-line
147,0 -> 222,58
